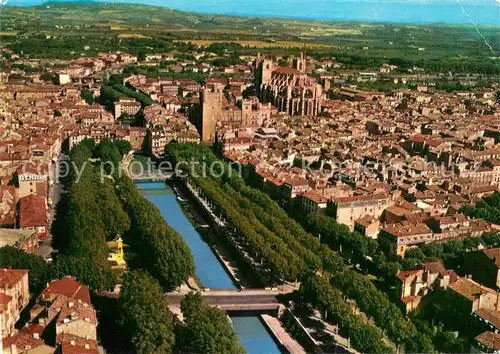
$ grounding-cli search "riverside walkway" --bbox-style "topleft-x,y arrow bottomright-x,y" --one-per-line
184,181 -> 225,227
261,314 -> 306,354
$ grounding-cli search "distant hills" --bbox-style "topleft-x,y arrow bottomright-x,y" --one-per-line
44,0 -> 97,3
7,0 -> 500,25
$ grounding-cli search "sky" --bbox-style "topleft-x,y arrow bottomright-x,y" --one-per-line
3,0 -> 500,24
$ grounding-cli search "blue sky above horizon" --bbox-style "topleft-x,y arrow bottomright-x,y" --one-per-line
4,0 -> 500,24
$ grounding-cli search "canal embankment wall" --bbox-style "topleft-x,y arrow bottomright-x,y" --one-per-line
169,179 -> 311,354
170,178 -> 269,288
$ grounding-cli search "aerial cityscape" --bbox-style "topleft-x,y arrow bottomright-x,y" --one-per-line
0,0 -> 499,353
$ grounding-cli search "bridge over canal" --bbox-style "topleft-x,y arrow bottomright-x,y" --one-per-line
166,288 -> 293,312
131,170 -> 173,182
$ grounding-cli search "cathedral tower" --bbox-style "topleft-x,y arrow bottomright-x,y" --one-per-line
293,52 -> 306,73
260,58 -> 274,86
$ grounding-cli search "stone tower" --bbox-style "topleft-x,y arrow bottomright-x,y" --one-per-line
241,99 -> 253,126
293,52 -> 306,73
201,84 -> 223,143
260,58 -> 274,86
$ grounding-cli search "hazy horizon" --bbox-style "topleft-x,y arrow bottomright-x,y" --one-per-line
5,0 -> 500,24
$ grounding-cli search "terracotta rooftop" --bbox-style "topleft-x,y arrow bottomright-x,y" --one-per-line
2,324 -> 48,351
58,333 -> 98,354
421,261 -> 446,275
354,215 -> 379,228
434,214 -> 468,225
482,248 -> 500,268
448,277 -> 495,302
19,194 -> 46,228
17,164 -> 49,176
0,268 -> 28,287
475,331 -> 500,350
273,66 -> 302,76
40,276 -> 91,305
383,223 -> 432,237
284,177 -> 309,187
334,193 -> 387,205
302,190 -> 329,204
50,294 -> 97,326
475,309 -> 500,329
396,269 -> 423,282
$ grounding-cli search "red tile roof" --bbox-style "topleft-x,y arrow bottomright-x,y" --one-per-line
274,66 -> 302,76
51,294 -> 97,326
58,333 -> 98,354
449,277 -> 495,302
335,193 -> 388,205
396,269 -> 423,282
354,215 -> 378,228
475,331 -> 500,350
445,269 -> 459,283
19,194 -> 46,228
17,164 -> 49,176
60,342 -> 99,354
475,309 -> 500,329
384,223 -> 432,238
421,261 -> 446,275
0,268 -> 28,287
41,276 -> 91,305
2,324 -> 48,351
482,248 -> 500,268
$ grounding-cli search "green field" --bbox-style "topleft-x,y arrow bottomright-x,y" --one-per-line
1,2 -> 498,73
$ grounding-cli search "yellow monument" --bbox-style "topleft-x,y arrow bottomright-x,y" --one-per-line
107,235 -> 126,267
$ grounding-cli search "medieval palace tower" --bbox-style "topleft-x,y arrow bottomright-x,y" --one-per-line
197,84 -> 271,143
200,84 -> 224,142
195,53 -> 320,143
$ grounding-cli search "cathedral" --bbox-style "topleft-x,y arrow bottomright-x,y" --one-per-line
256,53 -> 323,116
193,53 -> 323,143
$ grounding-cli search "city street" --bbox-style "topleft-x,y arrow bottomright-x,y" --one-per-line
35,153 -> 65,260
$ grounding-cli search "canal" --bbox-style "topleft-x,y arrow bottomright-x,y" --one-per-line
136,181 -> 282,354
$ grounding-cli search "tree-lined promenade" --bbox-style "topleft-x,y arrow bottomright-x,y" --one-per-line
168,142 -> 500,353
166,142 -> 437,353
0,138 -> 243,354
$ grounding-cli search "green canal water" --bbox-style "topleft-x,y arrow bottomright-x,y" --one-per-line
136,181 -> 282,353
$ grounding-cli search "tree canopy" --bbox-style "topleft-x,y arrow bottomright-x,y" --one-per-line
178,292 -> 245,354
119,270 -> 175,354
117,177 -> 195,291
299,275 -> 391,353
164,142 -> 440,352
0,246 -> 53,294
461,191 -> 500,224
81,89 -> 95,104
49,139 -> 133,291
